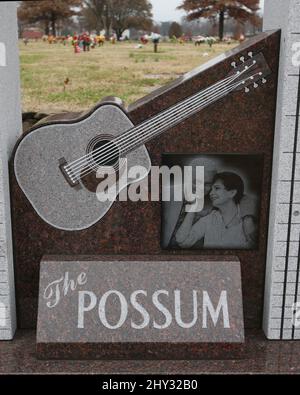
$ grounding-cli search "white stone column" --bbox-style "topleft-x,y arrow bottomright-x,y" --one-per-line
0,1 -> 22,339
263,0 -> 300,339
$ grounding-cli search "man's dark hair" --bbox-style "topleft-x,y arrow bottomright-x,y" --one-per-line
212,172 -> 244,204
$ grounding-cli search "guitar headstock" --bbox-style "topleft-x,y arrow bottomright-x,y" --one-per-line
227,52 -> 272,93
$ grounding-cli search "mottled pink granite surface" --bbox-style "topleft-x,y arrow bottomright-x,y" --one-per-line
0,330 -> 299,374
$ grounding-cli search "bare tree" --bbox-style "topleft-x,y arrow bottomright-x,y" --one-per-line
178,0 -> 260,40
18,0 -> 82,36
82,0 -> 153,39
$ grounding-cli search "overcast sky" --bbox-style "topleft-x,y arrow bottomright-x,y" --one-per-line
150,0 -> 265,23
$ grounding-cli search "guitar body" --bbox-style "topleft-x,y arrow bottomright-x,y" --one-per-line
14,103 -> 151,231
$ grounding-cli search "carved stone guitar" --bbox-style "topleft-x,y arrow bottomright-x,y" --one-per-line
14,52 -> 270,231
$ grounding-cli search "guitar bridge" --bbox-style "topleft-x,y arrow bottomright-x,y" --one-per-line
59,158 -> 80,188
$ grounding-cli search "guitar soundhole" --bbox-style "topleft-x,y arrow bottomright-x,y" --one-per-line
90,139 -> 120,168
82,136 -> 122,193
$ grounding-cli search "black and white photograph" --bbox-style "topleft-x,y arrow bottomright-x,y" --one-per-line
161,154 -> 264,250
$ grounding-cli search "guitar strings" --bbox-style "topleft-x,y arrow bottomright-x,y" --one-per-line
73,76 -> 256,181
65,73 -> 237,176
81,68 -> 260,177
120,72 -> 262,156
66,63 -> 256,178
76,70 -> 263,181
72,80 -> 240,180
65,72 -> 241,176
68,64 -> 258,181
74,78 -> 247,180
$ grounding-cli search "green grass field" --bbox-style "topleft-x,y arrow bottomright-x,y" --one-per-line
19,40 -> 237,114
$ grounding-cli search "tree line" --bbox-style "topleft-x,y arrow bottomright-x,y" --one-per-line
18,0 -> 261,41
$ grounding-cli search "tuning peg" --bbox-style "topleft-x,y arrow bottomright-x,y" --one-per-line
262,78 -> 267,84
240,56 -> 245,63
245,87 -> 250,93
248,52 -> 253,58
231,61 -> 237,68
253,82 -> 258,88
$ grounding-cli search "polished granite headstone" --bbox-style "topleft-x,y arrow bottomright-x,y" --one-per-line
37,255 -> 244,359
10,30 -> 280,332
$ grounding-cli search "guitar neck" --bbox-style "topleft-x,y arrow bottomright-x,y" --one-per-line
118,75 -> 239,155
60,52 -> 268,187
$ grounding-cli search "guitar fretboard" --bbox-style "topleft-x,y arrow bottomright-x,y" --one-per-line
119,75 -> 239,155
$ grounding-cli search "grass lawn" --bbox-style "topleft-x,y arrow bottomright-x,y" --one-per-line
19,40 -> 237,114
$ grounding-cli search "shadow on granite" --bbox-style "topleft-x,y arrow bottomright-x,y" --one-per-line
0,330 -> 299,374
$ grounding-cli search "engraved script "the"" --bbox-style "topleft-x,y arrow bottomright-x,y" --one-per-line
43,272 -> 87,308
